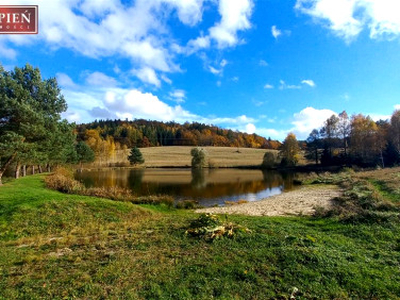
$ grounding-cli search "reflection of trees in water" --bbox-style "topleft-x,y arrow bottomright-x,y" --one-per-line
128,169 -> 145,192
77,169 -> 297,199
280,171 -> 295,190
191,169 -> 207,189
261,170 -> 295,191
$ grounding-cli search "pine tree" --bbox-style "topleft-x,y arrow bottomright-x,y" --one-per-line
128,147 -> 145,166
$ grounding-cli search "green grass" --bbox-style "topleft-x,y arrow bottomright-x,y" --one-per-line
1,174 -> 400,299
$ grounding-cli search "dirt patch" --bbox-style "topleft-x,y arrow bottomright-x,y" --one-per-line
196,185 -> 341,217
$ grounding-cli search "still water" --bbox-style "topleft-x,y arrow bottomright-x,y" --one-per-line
75,168 -> 296,207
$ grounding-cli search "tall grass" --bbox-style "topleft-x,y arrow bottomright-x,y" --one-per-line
45,168 -> 174,206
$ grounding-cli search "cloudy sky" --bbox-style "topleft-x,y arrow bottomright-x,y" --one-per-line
1,0 -> 400,140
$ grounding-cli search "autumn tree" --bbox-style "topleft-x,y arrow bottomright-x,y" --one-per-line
191,147 -> 207,169
128,147 -> 145,166
350,114 -> 379,165
337,111 -> 351,157
279,133 -> 300,167
389,110 -> 400,158
320,114 -> 339,163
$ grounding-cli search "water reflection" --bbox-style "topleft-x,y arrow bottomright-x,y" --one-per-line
75,168 -> 296,207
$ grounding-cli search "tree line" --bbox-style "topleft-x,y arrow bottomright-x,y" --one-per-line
304,110 -> 400,167
75,119 -> 282,156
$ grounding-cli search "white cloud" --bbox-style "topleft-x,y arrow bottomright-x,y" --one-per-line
231,76 -> 239,82
161,75 -> 173,85
279,80 -> 301,90
255,128 -> 287,140
271,25 -> 282,39
60,77 -> 258,129
208,0 -> 254,48
56,73 -> 77,88
259,60 -> 269,66
164,0 -> 205,26
264,84 -> 274,89
0,0 -> 209,86
394,104 -> 400,110
245,123 -> 256,134
220,59 -> 228,67
0,42 -> 17,60
186,35 -> 211,52
86,71 -> 117,87
369,113 -> 391,122
209,66 -> 222,75
169,89 -> 186,103
134,67 -> 161,87
301,79 -> 316,87
271,25 -> 291,40
295,0 -> 400,41
291,107 -> 337,139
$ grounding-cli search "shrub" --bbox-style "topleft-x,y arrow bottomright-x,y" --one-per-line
191,147 -> 207,169
45,172 -> 83,194
261,151 -> 276,169
176,200 -> 200,209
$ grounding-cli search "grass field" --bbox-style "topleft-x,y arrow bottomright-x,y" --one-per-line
89,146 -> 278,168
1,171 -> 400,298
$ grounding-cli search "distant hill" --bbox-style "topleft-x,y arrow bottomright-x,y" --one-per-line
76,119 -> 281,150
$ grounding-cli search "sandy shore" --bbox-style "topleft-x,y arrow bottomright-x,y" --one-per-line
195,185 -> 341,217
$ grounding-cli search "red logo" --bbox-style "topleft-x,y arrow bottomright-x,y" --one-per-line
0,5 -> 38,34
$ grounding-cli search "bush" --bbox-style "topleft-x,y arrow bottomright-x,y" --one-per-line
261,152 -> 276,169
176,200 -> 200,209
191,147 -> 207,169
45,172 -> 83,194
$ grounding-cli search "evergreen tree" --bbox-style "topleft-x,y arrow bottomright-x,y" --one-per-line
128,147 -> 145,166
76,141 -> 95,170
0,63 -> 68,184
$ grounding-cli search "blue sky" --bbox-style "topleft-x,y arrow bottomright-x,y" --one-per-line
1,0 -> 400,141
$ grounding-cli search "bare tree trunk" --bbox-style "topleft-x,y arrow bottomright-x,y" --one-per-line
0,153 -> 17,185
32,165 -> 35,175
38,165 -> 43,173
47,164 -> 51,172
15,163 -> 21,179
22,165 -> 27,177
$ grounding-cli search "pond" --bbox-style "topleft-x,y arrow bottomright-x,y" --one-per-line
75,168 -> 297,207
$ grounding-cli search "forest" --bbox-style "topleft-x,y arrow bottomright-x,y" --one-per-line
76,119 -> 281,150
304,111 -> 400,168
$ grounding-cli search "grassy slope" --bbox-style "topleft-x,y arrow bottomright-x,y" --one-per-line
1,175 -> 400,299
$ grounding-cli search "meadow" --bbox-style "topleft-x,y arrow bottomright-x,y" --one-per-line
1,168 -> 400,299
89,146 -> 278,168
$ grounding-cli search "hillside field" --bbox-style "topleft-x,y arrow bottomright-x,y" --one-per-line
90,146 -> 279,168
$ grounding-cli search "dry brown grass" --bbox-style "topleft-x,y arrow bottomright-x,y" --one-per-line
141,146 -> 275,168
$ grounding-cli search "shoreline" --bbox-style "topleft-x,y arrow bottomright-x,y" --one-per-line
195,184 -> 341,217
